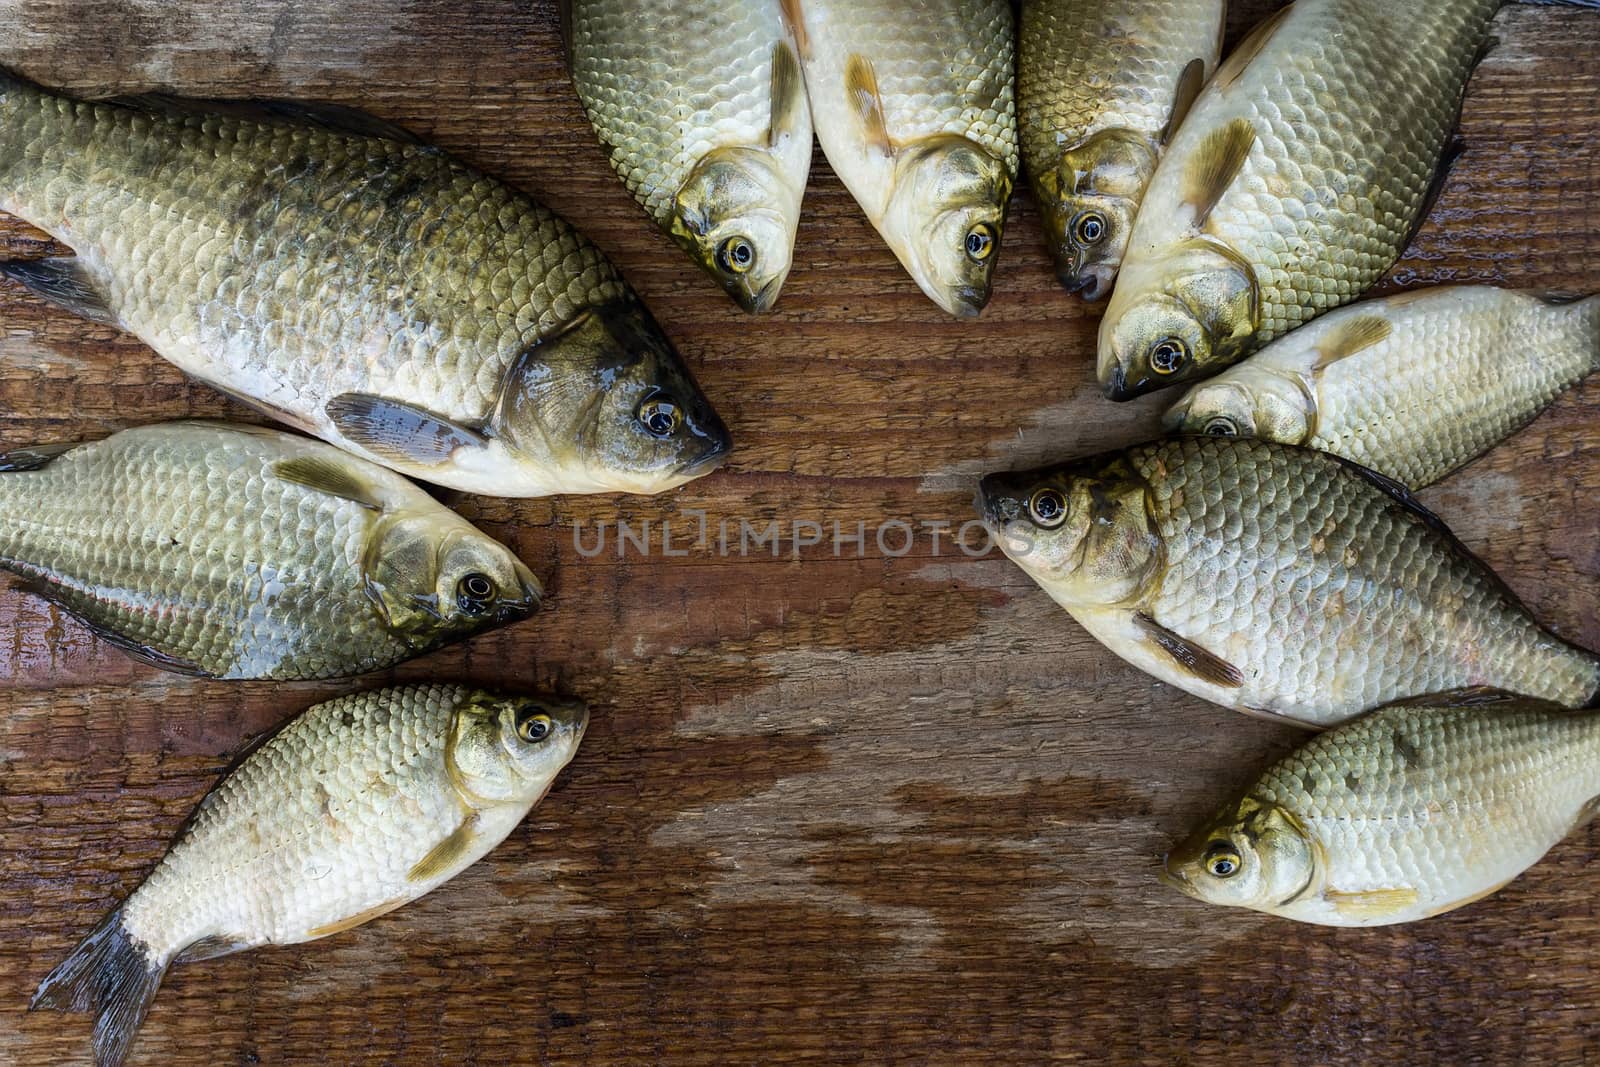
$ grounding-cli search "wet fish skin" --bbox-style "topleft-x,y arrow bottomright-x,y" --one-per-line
0,422 -> 541,679
1098,0 -> 1504,400
787,0 -> 1017,316
976,436 -> 1600,726
32,684 -> 588,1067
0,72 -> 731,495
1163,287 -> 1600,488
1017,0 -> 1224,299
1163,697 -> 1600,926
565,0 -> 812,312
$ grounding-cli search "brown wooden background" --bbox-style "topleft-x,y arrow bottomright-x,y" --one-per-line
0,1 -> 1597,1063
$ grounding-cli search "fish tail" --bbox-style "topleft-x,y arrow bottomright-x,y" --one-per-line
31,905 -> 167,1067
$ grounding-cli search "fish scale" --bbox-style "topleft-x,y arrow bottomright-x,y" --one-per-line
1170,701 -> 1600,925
0,422 -> 538,679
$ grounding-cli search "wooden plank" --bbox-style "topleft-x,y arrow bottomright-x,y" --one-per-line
0,1 -> 1597,1063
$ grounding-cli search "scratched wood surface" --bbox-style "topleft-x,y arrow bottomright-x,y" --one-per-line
0,1 -> 1596,1063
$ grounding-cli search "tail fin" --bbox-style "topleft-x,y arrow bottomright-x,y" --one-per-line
31,906 -> 167,1067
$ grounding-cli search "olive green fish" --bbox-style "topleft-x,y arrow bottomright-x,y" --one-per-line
976,436 -> 1600,726
33,684 -> 587,1067
564,0 -> 812,312
1017,0 -> 1224,299
1099,0 -> 1512,399
1164,696 -> 1600,926
1164,287 -> 1600,488
785,0 -> 1018,316
0,422 -> 540,679
0,71 -> 730,495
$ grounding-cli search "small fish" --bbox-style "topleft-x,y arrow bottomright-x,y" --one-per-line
976,436 -> 1600,726
1163,695 -> 1600,926
1017,0 -> 1224,299
0,422 -> 541,679
785,0 -> 1018,316
32,684 -> 587,1067
564,0 -> 812,312
1097,0 -> 1515,399
0,71 -> 730,495
1163,287 -> 1600,488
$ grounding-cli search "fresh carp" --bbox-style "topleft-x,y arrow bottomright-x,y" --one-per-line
976,436 -> 1600,726
1163,287 -> 1600,488
1164,696 -> 1600,925
1097,0 -> 1509,399
33,684 -> 587,1066
785,0 -> 1018,316
0,71 -> 730,495
564,0 -> 812,312
0,422 -> 540,679
1017,0 -> 1224,299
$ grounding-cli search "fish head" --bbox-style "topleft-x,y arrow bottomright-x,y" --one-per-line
975,455 -> 1161,606
495,298 -> 732,495
671,146 -> 802,313
1163,373 -> 1312,445
884,135 -> 1013,318
1039,130 -> 1156,301
363,515 -> 542,648
1097,239 -> 1259,400
1162,796 -> 1318,915
448,691 -> 589,804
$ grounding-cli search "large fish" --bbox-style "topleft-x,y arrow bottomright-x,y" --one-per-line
0,71 -> 730,495
976,436 -> 1600,726
33,684 -> 587,1067
564,0 -> 812,312
1163,696 -> 1600,925
1163,287 -> 1600,488
1097,0 -> 1513,400
1017,0 -> 1224,299
784,0 -> 1017,316
0,421 -> 540,679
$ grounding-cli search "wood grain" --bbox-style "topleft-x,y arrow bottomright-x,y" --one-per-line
0,1 -> 1598,1063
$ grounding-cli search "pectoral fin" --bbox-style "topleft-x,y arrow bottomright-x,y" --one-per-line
1311,314 -> 1393,372
173,935 -> 250,964
1181,118 -> 1256,229
844,54 -> 893,155
1160,58 -> 1206,146
0,257 -> 120,326
271,456 -> 383,511
1324,886 -> 1420,920
1134,612 -> 1243,688
326,393 -> 490,468
768,40 -> 806,148
407,813 -> 482,883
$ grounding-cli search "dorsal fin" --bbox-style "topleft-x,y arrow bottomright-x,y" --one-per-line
844,54 -> 893,155
1212,4 -> 1293,91
1180,118 -> 1255,228
107,94 -> 422,143
1312,313 -> 1393,372
1160,58 -> 1206,146
0,440 -> 80,471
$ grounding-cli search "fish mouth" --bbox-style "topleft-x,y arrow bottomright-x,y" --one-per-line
501,571 -> 544,619
1158,855 -> 1194,894
945,284 -> 990,319
973,472 -> 1025,529
1102,364 -> 1150,403
678,412 -> 733,477
1058,263 -> 1114,303
731,275 -> 784,314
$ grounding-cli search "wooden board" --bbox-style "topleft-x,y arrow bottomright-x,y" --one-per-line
0,1 -> 1598,1063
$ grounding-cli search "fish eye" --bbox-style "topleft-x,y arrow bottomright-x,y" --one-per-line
1150,338 -> 1189,376
716,235 -> 756,275
1027,487 -> 1068,528
516,709 -> 553,743
636,394 -> 683,439
1204,841 -> 1242,879
1073,211 -> 1107,245
1204,416 -> 1239,437
456,572 -> 497,614
965,222 -> 996,263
